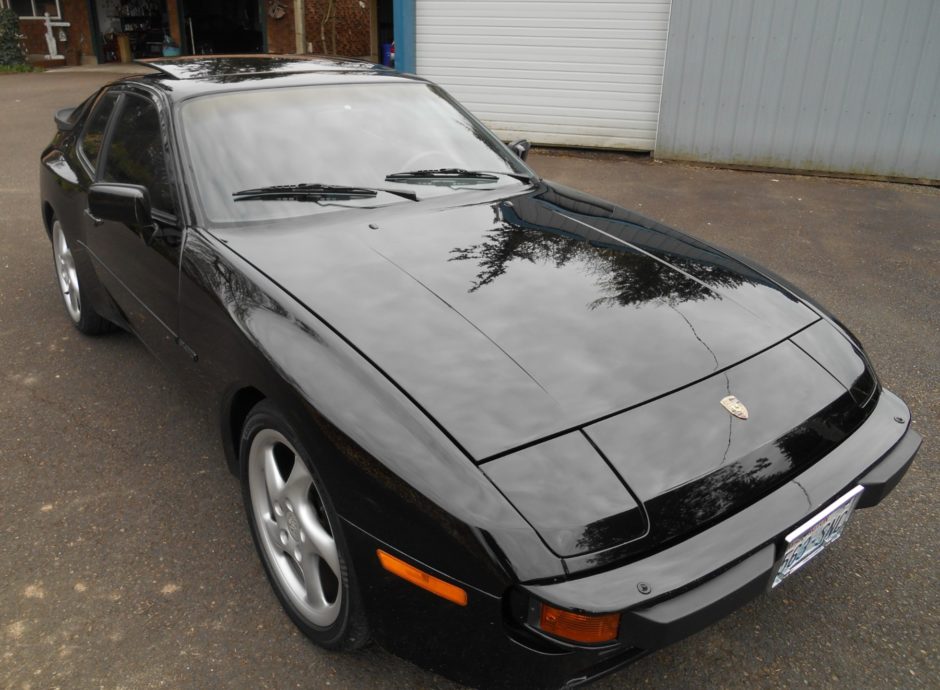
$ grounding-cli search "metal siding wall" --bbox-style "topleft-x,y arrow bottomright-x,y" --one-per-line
657,0 -> 940,181
414,0 -> 672,150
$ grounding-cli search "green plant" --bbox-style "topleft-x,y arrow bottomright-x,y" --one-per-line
0,8 -> 27,67
0,63 -> 37,73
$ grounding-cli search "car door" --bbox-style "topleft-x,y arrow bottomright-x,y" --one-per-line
81,88 -> 186,365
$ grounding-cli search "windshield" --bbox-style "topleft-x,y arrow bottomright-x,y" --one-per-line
179,82 -> 532,223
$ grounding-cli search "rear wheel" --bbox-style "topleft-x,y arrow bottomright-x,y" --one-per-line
240,401 -> 369,650
51,218 -> 111,334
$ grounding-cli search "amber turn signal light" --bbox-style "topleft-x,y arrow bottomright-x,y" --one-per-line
538,603 -> 620,644
377,549 -> 468,606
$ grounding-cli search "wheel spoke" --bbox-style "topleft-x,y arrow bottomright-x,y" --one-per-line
67,266 -> 80,312
263,446 -> 286,504
300,552 -> 328,607
298,506 -> 340,578
282,455 -> 313,506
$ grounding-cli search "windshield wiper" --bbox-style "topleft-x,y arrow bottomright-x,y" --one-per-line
384,168 -> 534,184
233,183 -> 418,202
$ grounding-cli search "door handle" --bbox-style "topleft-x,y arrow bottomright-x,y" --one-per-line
83,208 -> 104,226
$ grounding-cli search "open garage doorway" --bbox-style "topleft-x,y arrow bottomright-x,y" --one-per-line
89,0 -> 264,63
181,0 -> 264,54
371,0 -> 393,65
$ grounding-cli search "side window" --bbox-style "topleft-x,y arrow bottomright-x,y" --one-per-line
102,94 -> 175,214
79,93 -> 118,172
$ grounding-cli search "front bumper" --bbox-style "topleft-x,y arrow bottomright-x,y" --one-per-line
623,417 -> 920,651
346,388 -> 919,689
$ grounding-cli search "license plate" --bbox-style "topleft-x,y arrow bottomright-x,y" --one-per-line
772,485 -> 864,588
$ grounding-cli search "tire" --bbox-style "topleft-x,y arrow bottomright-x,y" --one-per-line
51,217 -> 112,335
240,400 -> 370,650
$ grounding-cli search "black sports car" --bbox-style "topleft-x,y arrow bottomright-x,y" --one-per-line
39,56 -> 920,689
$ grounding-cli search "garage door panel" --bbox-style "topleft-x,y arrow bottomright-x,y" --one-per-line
418,27 -> 668,41
472,104 -> 662,121
491,130 -> 653,150
419,42 -> 667,58
420,59 -> 667,78
444,90 -> 661,114
416,0 -> 671,151
439,77 -> 666,96
420,6 -> 668,22
484,120 -> 660,137
421,22 -> 667,35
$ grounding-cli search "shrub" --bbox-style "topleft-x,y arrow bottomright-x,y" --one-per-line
0,8 -> 27,67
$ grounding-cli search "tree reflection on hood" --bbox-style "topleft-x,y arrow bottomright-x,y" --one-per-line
448,189 -> 754,310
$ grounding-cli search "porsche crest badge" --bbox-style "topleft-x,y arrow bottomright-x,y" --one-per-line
720,395 -> 749,420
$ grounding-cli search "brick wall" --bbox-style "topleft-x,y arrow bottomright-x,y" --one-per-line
19,18 -> 46,57
265,1 -> 295,54
62,0 -> 93,60
16,0 -> 373,62
304,0 -> 371,57
19,0 -> 95,63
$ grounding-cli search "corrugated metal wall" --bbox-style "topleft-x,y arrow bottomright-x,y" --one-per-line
656,0 -> 940,182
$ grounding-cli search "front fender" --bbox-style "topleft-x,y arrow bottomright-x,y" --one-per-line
178,228 -> 565,593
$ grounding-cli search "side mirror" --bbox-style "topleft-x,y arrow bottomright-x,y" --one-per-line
88,183 -> 152,229
508,139 -> 531,161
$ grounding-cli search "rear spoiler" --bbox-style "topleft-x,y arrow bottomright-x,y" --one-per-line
54,106 -> 77,132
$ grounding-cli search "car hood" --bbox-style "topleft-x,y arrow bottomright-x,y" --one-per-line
214,182 -> 817,460
482,330 -> 877,564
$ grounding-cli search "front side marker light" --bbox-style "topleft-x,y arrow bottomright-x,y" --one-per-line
539,602 -> 620,644
377,549 -> 468,606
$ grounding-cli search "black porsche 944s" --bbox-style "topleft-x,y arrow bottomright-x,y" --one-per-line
39,56 -> 920,689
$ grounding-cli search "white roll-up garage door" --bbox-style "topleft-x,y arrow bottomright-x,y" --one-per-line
415,0 -> 672,151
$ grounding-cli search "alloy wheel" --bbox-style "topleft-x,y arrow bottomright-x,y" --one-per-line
248,428 -> 342,627
52,220 -> 81,323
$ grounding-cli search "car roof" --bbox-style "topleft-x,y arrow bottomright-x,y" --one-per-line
124,55 -> 423,100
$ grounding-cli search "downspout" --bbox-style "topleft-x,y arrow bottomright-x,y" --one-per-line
294,0 -> 305,54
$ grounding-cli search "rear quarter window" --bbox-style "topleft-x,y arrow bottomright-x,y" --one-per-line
79,92 -> 119,173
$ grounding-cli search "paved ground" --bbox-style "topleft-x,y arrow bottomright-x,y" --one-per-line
1,69 -> 937,690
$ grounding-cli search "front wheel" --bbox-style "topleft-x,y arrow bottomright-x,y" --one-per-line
51,218 -> 112,334
240,401 -> 369,650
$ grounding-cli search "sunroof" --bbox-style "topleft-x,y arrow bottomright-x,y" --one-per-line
135,55 -> 388,80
